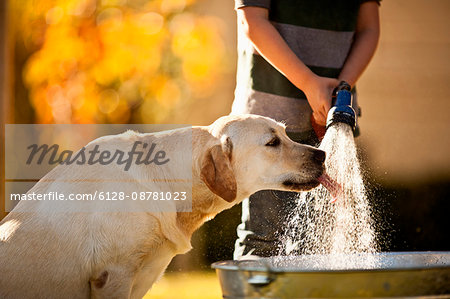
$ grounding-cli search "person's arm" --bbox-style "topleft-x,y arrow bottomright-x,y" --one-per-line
338,1 -> 380,87
237,7 -> 338,125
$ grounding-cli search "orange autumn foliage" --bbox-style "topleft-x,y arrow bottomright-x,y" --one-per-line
15,0 -> 226,124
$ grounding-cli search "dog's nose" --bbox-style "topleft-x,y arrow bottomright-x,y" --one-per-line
313,149 -> 326,163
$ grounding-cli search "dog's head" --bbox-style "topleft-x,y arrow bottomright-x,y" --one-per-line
200,114 -> 325,203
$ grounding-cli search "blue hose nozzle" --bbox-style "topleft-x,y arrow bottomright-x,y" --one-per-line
326,81 -> 356,131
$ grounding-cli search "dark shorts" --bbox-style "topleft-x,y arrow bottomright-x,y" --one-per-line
234,130 -> 319,259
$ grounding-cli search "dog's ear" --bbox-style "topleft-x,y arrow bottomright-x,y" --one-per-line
200,138 -> 236,202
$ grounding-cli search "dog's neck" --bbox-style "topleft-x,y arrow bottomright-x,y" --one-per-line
175,126 -> 247,238
176,184 -> 235,237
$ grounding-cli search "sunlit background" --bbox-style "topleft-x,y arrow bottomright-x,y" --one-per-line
1,0 -> 449,298
11,0 -> 235,125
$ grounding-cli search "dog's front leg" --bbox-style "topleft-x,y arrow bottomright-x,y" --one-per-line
129,249 -> 176,299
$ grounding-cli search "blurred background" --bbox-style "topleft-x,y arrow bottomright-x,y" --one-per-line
1,0 -> 449,298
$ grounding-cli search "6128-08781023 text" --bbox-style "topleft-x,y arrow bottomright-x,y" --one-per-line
10,191 -> 188,201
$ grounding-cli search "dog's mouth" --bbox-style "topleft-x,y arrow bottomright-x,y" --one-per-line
282,179 -> 320,191
279,163 -> 325,192
282,173 -> 343,202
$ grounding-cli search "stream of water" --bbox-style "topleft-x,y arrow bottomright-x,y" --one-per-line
278,123 -> 378,268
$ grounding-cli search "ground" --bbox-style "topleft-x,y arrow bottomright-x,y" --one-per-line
144,271 -> 222,299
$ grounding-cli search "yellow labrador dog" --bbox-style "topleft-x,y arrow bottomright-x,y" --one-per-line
0,114 -> 326,298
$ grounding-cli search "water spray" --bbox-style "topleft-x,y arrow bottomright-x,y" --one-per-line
315,81 -> 357,202
317,81 -> 360,202
326,81 -> 356,132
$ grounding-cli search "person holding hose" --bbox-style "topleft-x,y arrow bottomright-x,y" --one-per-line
232,0 -> 380,258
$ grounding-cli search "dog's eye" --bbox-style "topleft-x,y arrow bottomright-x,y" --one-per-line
265,137 -> 280,147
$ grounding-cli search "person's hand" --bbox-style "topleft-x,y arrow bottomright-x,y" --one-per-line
302,75 -> 339,126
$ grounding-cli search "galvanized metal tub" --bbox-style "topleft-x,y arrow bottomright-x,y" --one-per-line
212,252 -> 450,298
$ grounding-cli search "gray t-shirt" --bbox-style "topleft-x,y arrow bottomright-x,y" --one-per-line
231,0 -> 373,135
